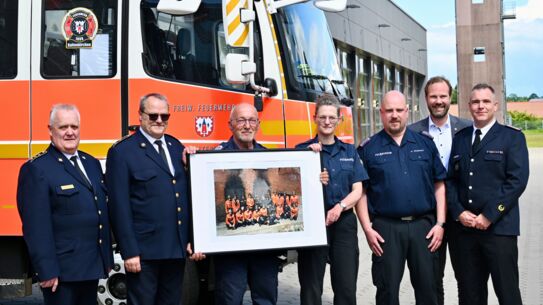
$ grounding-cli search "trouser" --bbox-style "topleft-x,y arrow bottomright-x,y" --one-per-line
371,215 -> 439,305
41,280 -> 98,305
126,258 -> 185,305
452,225 -> 522,305
214,252 -> 279,305
298,211 -> 359,305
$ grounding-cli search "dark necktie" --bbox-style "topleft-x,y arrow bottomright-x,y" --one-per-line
70,156 -> 91,188
472,129 -> 482,155
155,140 -> 169,167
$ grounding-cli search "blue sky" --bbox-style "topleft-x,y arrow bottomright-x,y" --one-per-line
392,0 -> 542,97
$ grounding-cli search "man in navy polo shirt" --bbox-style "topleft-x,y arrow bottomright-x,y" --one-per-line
356,90 -> 447,305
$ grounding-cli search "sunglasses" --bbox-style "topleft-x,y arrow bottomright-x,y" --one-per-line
142,112 -> 171,121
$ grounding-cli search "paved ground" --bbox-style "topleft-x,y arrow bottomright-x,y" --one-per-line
2,148 -> 542,305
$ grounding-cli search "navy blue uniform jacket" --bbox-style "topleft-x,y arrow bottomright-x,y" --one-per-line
106,130 -> 190,260
17,145 -> 113,282
447,123 -> 529,236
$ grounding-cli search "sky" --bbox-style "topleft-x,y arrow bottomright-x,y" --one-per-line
391,0 -> 543,97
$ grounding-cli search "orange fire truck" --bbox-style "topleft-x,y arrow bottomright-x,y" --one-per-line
0,0 -> 353,302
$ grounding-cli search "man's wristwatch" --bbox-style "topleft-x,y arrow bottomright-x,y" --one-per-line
339,202 -> 347,211
436,221 -> 445,228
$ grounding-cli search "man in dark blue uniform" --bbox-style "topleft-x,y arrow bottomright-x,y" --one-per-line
296,94 -> 366,305
213,103 -> 280,305
17,104 -> 113,305
408,76 -> 471,305
357,91 -> 446,305
447,83 -> 529,305
106,93 -> 202,305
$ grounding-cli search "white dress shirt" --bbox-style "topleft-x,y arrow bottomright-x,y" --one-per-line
139,129 -> 175,175
428,115 -> 453,169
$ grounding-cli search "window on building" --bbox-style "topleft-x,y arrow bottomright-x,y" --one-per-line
42,0 -> 117,78
0,0 -> 18,79
372,61 -> 383,131
355,55 -> 371,141
472,0 -> 484,4
395,69 -> 404,92
385,65 -> 393,92
406,72 -> 413,114
474,47 -> 486,62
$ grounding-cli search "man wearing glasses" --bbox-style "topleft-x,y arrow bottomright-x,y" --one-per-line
213,103 -> 281,305
106,93 -> 203,305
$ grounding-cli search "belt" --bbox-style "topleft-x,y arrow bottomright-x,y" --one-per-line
374,213 -> 434,222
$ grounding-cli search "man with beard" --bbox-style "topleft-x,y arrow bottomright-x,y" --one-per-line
409,76 -> 471,305
357,91 -> 447,305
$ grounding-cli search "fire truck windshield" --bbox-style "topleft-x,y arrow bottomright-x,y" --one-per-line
275,2 -> 347,99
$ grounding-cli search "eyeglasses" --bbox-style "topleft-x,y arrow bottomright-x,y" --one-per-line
316,116 -> 339,123
233,118 -> 259,127
142,112 -> 171,122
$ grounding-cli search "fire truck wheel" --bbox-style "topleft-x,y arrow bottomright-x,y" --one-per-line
97,252 -> 126,305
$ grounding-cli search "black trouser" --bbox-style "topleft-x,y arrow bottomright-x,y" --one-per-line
451,223 -> 522,305
126,258 -> 185,305
214,253 -> 279,305
298,211 -> 359,305
371,215 -> 439,305
41,280 -> 98,305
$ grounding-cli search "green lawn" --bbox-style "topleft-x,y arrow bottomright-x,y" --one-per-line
523,129 -> 543,147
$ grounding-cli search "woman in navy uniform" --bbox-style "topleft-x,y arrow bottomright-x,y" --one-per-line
296,94 -> 367,305
17,104 -> 113,305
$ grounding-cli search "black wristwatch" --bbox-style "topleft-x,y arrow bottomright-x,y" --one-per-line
436,221 -> 445,228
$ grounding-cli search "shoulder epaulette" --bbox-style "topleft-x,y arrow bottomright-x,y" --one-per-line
30,150 -> 47,162
505,125 -> 521,131
420,130 -> 434,139
112,134 -> 132,147
359,137 -> 371,148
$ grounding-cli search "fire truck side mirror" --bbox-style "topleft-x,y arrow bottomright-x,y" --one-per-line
225,53 -> 254,84
313,0 -> 346,12
157,0 -> 202,15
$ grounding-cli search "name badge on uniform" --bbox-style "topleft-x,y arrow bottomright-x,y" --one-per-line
60,184 -> 75,190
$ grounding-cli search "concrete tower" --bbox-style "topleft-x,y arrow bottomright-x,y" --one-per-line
455,0 -> 515,122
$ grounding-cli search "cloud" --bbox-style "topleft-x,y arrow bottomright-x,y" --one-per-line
503,0 -> 543,95
515,0 -> 543,22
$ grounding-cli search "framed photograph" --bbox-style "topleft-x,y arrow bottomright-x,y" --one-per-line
189,149 -> 327,254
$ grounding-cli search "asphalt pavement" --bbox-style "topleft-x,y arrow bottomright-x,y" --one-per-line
2,148 -> 542,305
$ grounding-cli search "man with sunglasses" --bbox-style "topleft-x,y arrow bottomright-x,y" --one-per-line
106,93 -> 203,305
212,103 -> 281,305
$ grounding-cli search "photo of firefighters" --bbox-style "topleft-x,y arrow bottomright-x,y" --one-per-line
214,167 -> 303,236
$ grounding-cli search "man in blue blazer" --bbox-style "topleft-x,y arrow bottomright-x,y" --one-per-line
408,76 -> 471,305
106,93 -> 202,305
447,83 -> 529,305
17,104 -> 113,305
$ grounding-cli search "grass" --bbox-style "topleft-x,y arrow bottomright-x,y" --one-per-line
523,129 -> 543,148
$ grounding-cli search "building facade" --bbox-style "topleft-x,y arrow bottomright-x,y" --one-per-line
325,0 -> 428,144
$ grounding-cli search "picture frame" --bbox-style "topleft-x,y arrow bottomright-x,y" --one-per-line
188,149 -> 327,254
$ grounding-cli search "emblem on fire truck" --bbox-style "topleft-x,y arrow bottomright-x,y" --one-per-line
195,116 -> 214,137
62,7 -> 98,49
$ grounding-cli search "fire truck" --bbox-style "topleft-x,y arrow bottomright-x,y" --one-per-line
0,0 -> 353,303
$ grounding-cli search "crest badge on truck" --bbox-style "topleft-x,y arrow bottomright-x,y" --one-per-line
195,116 -> 214,137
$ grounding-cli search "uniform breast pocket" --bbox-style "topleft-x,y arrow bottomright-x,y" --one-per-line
132,169 -> 158,200
54,186 -> 81,215
409,151 -> 430,162
484,153 -> 503,162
